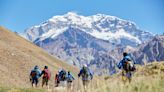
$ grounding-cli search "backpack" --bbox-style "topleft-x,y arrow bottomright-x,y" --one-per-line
59,70 -> 67,81
123,60 -> 135,72
31,70 -> 37,77
81,67 -> 89,78
67,74 -> 74,82
43,69 -> 51,79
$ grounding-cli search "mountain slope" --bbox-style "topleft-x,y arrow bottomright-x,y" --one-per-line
0,26 -> 78,88
133,35 -> 164,65
34,27 -> 114,67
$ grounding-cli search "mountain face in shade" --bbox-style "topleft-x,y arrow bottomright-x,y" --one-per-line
133,35 -> 164,65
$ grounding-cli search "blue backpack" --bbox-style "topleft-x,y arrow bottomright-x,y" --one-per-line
67,74 -> 74,82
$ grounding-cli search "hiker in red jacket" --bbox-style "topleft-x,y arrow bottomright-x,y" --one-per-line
40,66 -> 51,88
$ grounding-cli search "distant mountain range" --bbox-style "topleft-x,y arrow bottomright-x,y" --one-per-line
23,12 -> 164,75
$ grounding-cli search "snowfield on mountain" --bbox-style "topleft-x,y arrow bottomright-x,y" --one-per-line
25,12 -> 153,46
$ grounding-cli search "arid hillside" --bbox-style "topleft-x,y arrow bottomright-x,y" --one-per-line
1,61 -> 164,92
0,26 -> 78,88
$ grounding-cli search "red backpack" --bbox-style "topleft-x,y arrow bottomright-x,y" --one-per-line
31,70 -> 37,77
43,69 -> 51,80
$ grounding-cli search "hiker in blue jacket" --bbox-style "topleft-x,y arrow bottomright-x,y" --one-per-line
117,52 -> 136,70
67,71 -> 75,82
67,71 -> 75,88
117,52 -> 136,82
78,64 -> 93,87
30,65 -> 41,87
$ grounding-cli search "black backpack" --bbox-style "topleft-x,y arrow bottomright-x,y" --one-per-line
82,67 -> 89,78
123,60 -> 135,72
59,70 -> 67,81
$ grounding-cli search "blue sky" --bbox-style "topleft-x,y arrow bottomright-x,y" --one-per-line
0,0 -> 164,34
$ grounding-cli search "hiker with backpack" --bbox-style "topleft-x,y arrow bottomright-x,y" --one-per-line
57,69 -> 67,87
66,71 -> 75,89
58,69 -> 67,81
30,65 -> 41,87
78,64 -> 93,88
40,66 -> 51,88
117,52 -> 136,83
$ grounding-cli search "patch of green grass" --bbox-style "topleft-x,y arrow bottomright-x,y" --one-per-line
19,88 -> 45,92
0,87 -> 45,92
0,87 -> 10,92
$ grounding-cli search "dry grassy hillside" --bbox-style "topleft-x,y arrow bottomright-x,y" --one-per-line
0,26 -> 78,88
1,61 -> 164,92
60,61 -> 164,92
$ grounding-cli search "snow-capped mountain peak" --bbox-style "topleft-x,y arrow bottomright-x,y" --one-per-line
25,12 -> 154,46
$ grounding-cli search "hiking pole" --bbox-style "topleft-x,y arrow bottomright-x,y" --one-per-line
77,77 -> 79,90
77,77 -> 80,92
91,78 -> 93,91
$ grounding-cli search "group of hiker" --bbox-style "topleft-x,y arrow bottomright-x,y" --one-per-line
30,65 -> 51,87
54,69 -> 75,87
30,64 -> 93,88
29,52 -> 136,88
